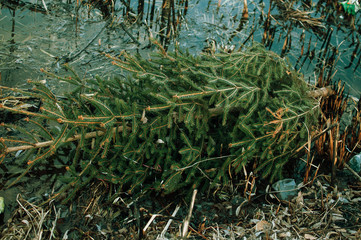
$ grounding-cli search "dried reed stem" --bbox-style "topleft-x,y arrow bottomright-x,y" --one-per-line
160,204 -> 181,238
344,163 -> 361,182
181,189 -> 197,238
331,123 -> 339,186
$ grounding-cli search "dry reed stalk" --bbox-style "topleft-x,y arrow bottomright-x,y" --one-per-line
181,189 -> 197,238
242,0 -> 248,19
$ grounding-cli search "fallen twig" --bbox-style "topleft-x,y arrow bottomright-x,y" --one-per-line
159,204 -> 181,239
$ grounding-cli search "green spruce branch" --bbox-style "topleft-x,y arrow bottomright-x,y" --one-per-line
0,43 -> 320,201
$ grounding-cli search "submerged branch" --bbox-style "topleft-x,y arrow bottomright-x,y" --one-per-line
59,18 -> 112,63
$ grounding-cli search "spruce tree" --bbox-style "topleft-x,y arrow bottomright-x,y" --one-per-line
0,43 -> 318,201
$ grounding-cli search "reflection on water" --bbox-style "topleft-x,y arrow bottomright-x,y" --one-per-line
0,0 -> 146,91
0,0 -> 360,96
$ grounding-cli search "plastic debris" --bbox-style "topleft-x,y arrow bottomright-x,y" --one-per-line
340,0 -> 360,15
349,153 -> 361,173
272,178 -> 298,200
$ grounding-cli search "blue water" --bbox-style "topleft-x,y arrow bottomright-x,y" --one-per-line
0,0 -> 360,96
176,0 -> 361,96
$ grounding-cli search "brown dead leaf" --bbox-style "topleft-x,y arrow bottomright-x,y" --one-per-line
255,220 -> 271,231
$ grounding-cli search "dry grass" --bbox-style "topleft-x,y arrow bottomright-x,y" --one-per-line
1,175 -> 361,239
1,195 -> 59,240
274,0 -> 325,30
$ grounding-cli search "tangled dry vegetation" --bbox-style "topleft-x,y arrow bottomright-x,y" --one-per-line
1,174 -> 361,239
274,0 -> 325,30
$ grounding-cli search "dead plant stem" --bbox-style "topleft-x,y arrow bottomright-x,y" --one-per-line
159,204 -> 181,238
296,123 -> 338,153
344,163 -> 361,182
331,123 -> 339,186
181,189 -> 197,238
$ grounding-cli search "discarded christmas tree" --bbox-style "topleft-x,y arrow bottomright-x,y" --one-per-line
0,43 -> 319,201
